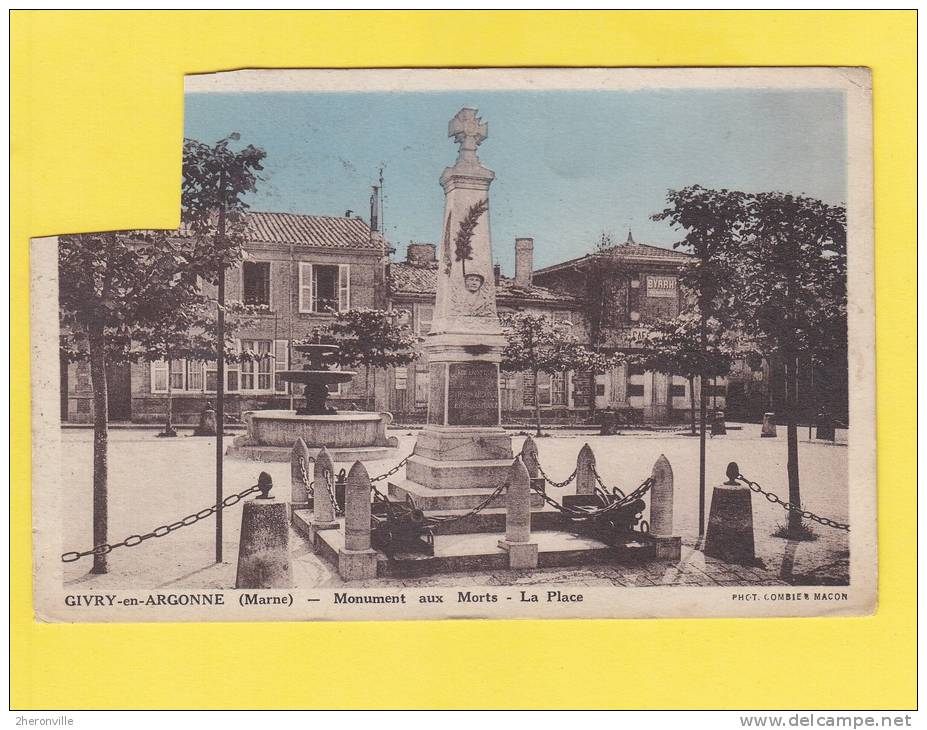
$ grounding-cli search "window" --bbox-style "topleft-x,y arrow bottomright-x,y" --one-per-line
243,262 -> 271,307
535,371 -> 567,406
670,384 -> 686,397
240,340 -> 273,391
187,362 -> 203,391
537,371 -> 551,406
169,360 -> 185,391
75,362 -> 90,389
417,304 -> 434,335
274,340 -> 289,393
551,371 -> 567,406
205,362 -> 217,393
203,350 -> 241,394
151,360 -> 204,393
151,361 -> 168,393
628,384 -> 645,397
299,263 -> 350,313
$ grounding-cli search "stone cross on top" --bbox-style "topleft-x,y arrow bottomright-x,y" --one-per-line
449,108 -> 487,165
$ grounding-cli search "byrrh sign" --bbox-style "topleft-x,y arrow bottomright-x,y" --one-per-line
646,275 -> 677,298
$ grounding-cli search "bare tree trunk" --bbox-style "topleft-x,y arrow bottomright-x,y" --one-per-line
785,357 -> 802,535
698,314 -> 708,537
365,365 -> 371,410
534,369 -> 542,437
688,375 -> 697,436
587,368 -> 597,421
88,322 -> 109,574
163,357 -> 176,436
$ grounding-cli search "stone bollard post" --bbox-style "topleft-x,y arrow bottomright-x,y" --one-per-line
235,472 -> 291,588
308,446 -> 339,548
193,403 -> 217,436
498,457 -> 539,569
649,454 -> 682,560
290,437 -> 313,508
576,443 -> 596,495
520,434 -> 545,494
711,410 -> 727,437
520,435 -> 539,478
761,412 -> 777,438
704,462 -> 757,566
337,461 -> 379,580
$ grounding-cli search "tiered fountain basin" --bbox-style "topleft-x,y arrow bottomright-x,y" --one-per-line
225,341 -> 399,463
227,409 -> 399,462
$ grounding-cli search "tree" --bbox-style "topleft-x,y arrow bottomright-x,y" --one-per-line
322,308 -> 420,409
181,134 -> 266,563
632,307 -> 740,436
58,231 -> 205,573
501,311 -> 614,436
652,185 -> 747,535
653,186 -> 847,540
579,232 -> 627,420
137,288 -> 256,437
734,192 -> 847,537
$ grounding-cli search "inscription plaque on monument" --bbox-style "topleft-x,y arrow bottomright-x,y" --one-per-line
446,362 -> 498,426
427,363 -> 446,425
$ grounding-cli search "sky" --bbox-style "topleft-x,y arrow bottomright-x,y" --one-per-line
184,89 -> 847,273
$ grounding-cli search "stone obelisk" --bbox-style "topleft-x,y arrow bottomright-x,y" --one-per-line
390,108 -> 516,509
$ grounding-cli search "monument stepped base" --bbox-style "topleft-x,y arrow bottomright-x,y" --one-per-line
291,509 -> 656,579
388,478 -> 544,511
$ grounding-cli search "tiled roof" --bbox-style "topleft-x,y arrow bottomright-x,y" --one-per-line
389,262 -> 578,304
534,240 -> 692,276
133,211 -> 383,251
245,211 -> 382,250
600,242 -> 693,261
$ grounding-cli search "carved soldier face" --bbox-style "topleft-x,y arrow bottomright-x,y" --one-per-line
464,273 -> 484,292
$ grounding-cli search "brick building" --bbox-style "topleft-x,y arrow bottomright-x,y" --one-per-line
531,233 -> 727,424
61,219 -> 727,427
62,211 -> 390,424
385,239 -> 584,424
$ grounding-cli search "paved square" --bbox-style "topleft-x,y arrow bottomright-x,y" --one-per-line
60,424 -> 849,589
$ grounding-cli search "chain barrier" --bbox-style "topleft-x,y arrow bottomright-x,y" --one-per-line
735,472 -> 850,531
530,476 -> 654,519
322,470 -> 342,514
592,466 -> 627,499
297,455 -> 315,497
369,475 -> 506,526
424,481 -> 508,525
370,453 -> 412,483
536,463 -> 577,489
61,482 -> 264,563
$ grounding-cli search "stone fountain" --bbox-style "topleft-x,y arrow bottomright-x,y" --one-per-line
226,340 -> 398,462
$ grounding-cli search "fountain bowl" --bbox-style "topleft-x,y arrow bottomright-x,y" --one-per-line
226,409 -> 399,463
226,339 -> 399,462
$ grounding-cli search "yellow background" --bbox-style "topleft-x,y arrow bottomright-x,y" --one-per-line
11,10 -> 916,709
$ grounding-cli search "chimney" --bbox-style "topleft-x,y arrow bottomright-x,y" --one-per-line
493,262 -> 501,285
514,237 -> 534,289
406,242 -> 437,265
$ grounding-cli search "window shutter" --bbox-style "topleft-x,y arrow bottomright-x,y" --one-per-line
151,361 -> 168,394
274,339 -> 289,393
339,264 -> 350,311
226,340 -> 241,392
298,263 -> 313,313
